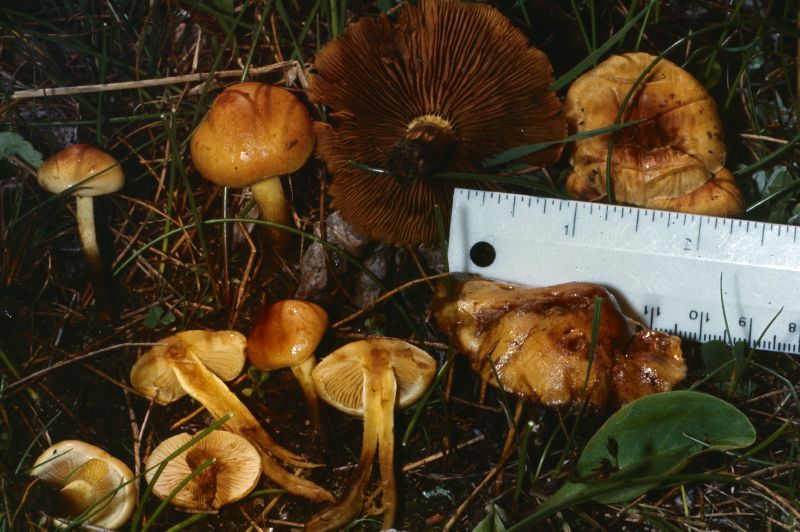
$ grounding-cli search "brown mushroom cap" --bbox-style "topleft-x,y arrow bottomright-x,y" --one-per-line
144,431 -> 261,511
31,440 -> 136,529
564,52 -> 743,216
309,0 -> 566,245
432,276 -> 686,410
247,300 -> 328,371
131,330 -> 246,404
37,144 -> 124,197
190,82 -> 314,188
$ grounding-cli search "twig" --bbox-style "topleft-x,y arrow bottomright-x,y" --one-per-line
11,62 -> 301,99
4,343 -> 161,394
331,272 -> 451,329
402,434 -> 485,472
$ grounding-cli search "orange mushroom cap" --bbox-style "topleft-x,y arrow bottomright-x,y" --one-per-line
190,82 -> 314,188
564,52 -> 744,216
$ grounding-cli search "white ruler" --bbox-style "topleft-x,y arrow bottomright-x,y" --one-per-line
448,188 -> 800,354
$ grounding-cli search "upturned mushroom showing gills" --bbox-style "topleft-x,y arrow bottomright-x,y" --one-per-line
130,330 -> 333,502
190,82 -> 315,244
145,430 -> 261,511
309,0 -> 566,245
37,144 -> 125,321
247,299 -> 329,431
564,52 -> 744,216
30,440 -> 136,529
307,338 -> 436,531
432,276 -> 686,410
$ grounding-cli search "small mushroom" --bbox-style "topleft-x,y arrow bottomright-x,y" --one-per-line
131,330 -> 247,404
130,330 -> 333,502
247,300 -> 329,431
37,144 -> 125,321
30,440 -> 136,529
431,276 -> 687,410
307,338 -> 436,531
144,430 -> 261,511
564,52 -> 744,216
190,82 -> 315,244
309,0 -> 566,245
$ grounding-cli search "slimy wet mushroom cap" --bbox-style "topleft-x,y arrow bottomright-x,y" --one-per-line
564,52 -> 744,216
309,0 -> 566,245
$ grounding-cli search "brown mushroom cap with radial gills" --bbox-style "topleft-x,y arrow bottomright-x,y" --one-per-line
145,430 -> 261,511
130,332 -> 333,503
564,52 -> 743,216
247,300 -> 329,429
431,275 -> 686,410
37,144 -> 125,321
309,0 -> 566,245
307,338 -> 436,531
190,82 -> 315,243
31,440 -> 136,530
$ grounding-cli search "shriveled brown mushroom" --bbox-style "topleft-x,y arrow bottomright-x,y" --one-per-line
307,338 -> 436,531
190,82 -> 315,244
309,0 -> 566,245
145,430 -> 261,511
130,330 -> 333,502
564,52 -> 744,216
31,440 -> 136,529
37,144 -> 125,321
431,276 -> 686,410
247,300 -> 329,431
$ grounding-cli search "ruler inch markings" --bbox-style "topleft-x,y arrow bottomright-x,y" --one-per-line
448,188 -> 800,355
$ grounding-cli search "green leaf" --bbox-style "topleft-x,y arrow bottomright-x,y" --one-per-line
701,340 -> 736,384
509,391 -> 755,528
473,504 -> 508,532
0,132 -> 43,168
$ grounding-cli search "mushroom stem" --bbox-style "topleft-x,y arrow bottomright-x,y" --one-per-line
164,345 -> 333,502
291,357 -> 322,433
305,357 -> 383,531
74,195 -> 115,322
251,177 -> 291,245
376,360 -> 398,530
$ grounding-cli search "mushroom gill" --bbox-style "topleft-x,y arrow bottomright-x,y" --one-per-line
431,276 -> 686,410
309,0 -> 566,245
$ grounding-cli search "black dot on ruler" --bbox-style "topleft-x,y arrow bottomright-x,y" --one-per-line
469,241 -> 496,268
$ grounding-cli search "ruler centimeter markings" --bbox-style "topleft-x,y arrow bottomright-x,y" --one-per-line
448,188 -> 800,354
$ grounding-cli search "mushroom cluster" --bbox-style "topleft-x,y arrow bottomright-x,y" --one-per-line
130,329 -> 332,502
309,0 -> 566,245
564,52 -> 744,216
432,276 -> 686,410
30,440 -> 136,529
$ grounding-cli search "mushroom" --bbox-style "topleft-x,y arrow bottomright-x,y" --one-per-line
309,0 -> 566,245
30,440 -> 136,529
37,144 -> 125,321
431,276 -> 686,410
247,300 -> 329,432
144,430 -> 261,511
130,330 -> 333,502
130,330 -> 247,404
564,52 -> 744,216
307,338 -> 436,531
190,82 -> 315,244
